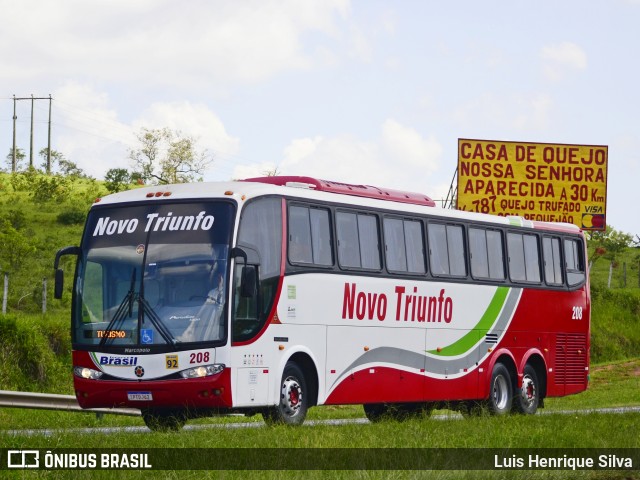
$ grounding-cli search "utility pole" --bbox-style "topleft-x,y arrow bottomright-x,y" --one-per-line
47,95 -> 52,174
12,95 -> 17,172
30,94 -> 34,168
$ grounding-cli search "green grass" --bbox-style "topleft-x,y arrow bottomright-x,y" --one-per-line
2,412 -> 638,479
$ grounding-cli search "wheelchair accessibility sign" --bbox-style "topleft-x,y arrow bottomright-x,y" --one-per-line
141,329 -> 153,344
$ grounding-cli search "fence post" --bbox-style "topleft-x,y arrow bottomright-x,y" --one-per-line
2,273 -> 7,314
42,277 -> 47,314
608,261 -> 613,288
622,263 -> 627,288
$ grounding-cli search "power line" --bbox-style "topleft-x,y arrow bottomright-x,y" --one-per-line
9,95 -> 52,172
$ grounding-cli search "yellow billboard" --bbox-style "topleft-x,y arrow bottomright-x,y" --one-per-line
456,139 -> 608,231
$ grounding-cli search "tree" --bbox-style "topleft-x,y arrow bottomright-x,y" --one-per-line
129,128 -> 212,184
104,168 -> 132,193
5,148 -> 26,172
587,225 -> 633,265
39,148 -> 86,178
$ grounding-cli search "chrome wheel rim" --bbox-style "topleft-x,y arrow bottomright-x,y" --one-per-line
280,376 -> 303,417
492,374 -> 509,410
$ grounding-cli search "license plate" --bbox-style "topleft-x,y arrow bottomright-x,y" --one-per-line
127,391 -> 153,401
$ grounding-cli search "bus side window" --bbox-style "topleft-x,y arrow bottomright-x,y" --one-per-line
384,217 -> 426,274
289,205 -> 313,264
428,223 -> 466,277
337,212 -> 361,268
336,211 -> 381,270
289,205 -> 333,266
309,208 -> 333,266
543,236 -> 563,285
564,238 -> 585,286
507,232 -> 541,283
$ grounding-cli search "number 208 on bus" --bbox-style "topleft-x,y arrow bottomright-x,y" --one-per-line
54,175 -> 589,429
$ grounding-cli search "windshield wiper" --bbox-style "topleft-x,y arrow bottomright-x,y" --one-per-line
138,296 -> 177,346
100,268 -> 136,347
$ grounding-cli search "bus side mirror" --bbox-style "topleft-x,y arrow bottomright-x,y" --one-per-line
230,247 -> 259,298
54,269 -> 65,299
240,265 -> 258,298
53,246 -> 81,300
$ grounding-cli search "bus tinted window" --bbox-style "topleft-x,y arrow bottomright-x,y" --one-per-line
289,205 -> 333,266
543,237 -> 563,285
487,230 -> 505,280
383,218 -> 407,272
564,238 -> 585,286
289,206 -> 313,264
428,223 -> 466,277
383,218 -> 426,274
337,211 -> 381,270
508,232 -> 540,283
358,214 -> 381,269
337,212 -> 361,268
404,220 -> 426,274
310,208 -> 333,266
470,228 -> 504,280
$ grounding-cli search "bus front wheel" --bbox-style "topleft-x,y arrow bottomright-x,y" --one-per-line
141,409 -> 186,432
262,362 -> 308,426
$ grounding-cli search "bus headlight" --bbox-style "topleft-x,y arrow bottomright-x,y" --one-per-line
74,366 -> 103,380
180,364 -> 225,379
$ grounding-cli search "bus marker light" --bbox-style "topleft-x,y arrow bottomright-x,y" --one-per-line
146,193 -> 154,198
544,348 -> 548,353
163,191 -> 171,197
241,195 -> 246,201
213,389 -> 222,396
225,191 -> 234,196
155,192 -> 163,197
279,345 -> 285,350
437,347 -> 442,352
330,370 -> 336,374
487,348 -> 493,352
94,197 -> 102,203
364,346 -> 369,351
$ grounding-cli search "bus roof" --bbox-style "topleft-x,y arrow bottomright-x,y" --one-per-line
241,176 -> 437,207
92,178 -> 581,235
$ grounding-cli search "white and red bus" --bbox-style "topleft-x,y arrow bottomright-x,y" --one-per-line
54,176 -> 589,429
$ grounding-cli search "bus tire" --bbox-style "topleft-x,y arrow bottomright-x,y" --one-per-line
364,402 -> 433,422
262,362 -> 308,426
513,364 -> 539,415
363,403 -> 387,422
141,409 -> 186,432
487,362 -> 512,415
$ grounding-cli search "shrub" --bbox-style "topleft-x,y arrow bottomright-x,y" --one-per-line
57,208 -> 87,225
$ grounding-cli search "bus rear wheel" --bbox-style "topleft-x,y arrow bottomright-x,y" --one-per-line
262,362 -> 308,426
514,364 -> 539,415
141,409 -> 186,432
487,362 -> 513,415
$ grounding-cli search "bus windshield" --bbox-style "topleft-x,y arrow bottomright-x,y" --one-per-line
73,201 -> 234,349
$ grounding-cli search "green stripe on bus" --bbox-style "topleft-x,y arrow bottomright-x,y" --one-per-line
427,286 -> 510,357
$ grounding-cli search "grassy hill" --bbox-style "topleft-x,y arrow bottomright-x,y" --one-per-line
0,171 -> 638,394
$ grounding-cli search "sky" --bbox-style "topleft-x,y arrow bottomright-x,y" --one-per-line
1,0 -> 639,237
